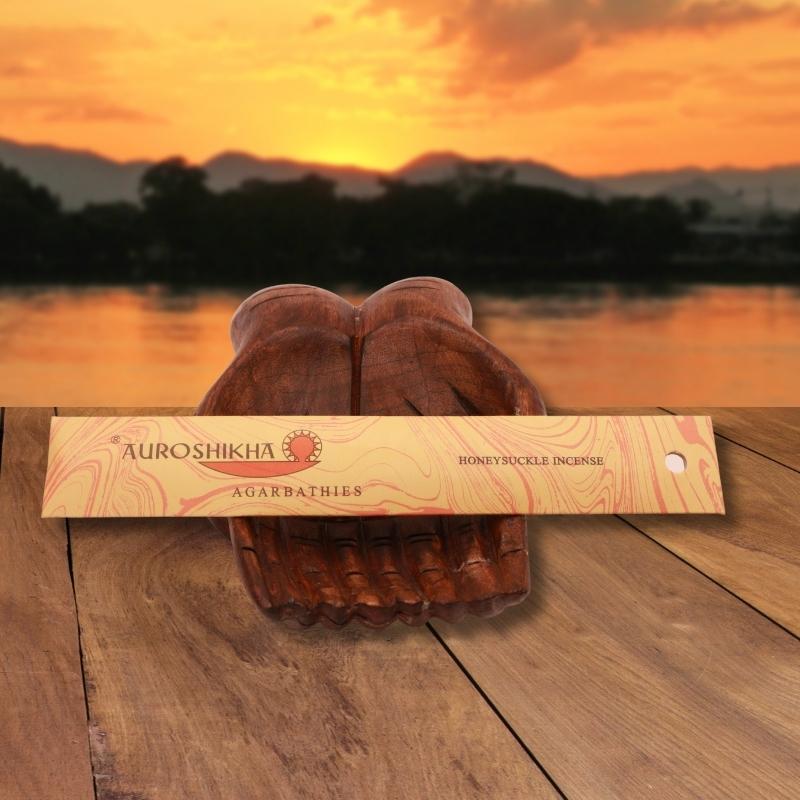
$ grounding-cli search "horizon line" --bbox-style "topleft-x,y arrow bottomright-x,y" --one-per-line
2,133 -> 800,178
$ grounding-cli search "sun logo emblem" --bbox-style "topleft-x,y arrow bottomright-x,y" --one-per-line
282,430 -> 322,463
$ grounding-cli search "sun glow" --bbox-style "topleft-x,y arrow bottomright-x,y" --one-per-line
304,143 -> 389,170
1,1 -> 798,172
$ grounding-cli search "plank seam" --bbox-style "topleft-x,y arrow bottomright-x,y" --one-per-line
658,407 -> 800,476
0,406 -> 4,479
616,515 -> 800,644
57,407 -> 100,800
712,431 -> 800,476
65,518 -> 100,800
426,622 -> 569,800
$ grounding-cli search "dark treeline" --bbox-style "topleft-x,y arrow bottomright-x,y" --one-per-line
2,157 -> 799,286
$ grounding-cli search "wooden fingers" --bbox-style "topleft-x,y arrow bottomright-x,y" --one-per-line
205,277 -> 544,626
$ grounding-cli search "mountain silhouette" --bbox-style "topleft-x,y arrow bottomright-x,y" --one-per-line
1,135 -> 797,213
0,138 -> 150,208
660,177 -> 749,217
594,165 -> 800,211
394,150 -> 601,197
204,150 -> 382,197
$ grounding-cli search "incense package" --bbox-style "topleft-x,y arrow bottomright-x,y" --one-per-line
42,414 -> 723,518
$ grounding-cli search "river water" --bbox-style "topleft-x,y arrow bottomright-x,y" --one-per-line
0,283 -> 797,406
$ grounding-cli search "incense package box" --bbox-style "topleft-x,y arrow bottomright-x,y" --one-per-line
42,414 -> 723,518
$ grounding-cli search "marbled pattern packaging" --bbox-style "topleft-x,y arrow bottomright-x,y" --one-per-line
42,414 -> 724,518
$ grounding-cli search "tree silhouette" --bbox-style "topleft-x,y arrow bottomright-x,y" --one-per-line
0,163 -> 60,273
139,158 -> 213,277
0,157 -> 796,285
213,175 -> 342,278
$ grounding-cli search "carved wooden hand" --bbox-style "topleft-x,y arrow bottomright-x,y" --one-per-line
197,277 -> 546,627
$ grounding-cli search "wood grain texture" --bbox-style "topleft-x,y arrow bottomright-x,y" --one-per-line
558,406 -> 800,635
68,517 -> 556,800
431,515 -> 800,800
622,434 -> 800,635
61,406 -> 558,800
666,407 -> 800,471
197,278 -> 546,627
549,406 -> 666,415
0,407 -> 94,800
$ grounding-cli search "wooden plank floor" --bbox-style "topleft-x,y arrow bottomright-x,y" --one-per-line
665,407 -> 800,472
0,408 -> 94,800
1,407 -> 799,799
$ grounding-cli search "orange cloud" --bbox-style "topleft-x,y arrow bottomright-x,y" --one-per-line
0,93 -> 164,125
0,25 -> 160,125
42,103 -> 165,124
0,25 -> 137,80
0,3 -> 798,173
306,12 -> 336,31
361,0 -> 800,93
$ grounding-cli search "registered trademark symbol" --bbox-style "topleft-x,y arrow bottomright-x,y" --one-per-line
111,435 -> 121,444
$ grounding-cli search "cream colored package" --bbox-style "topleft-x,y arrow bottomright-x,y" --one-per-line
42,415 -> 724,518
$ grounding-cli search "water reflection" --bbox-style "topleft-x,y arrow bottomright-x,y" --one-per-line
0,283 -> 797,406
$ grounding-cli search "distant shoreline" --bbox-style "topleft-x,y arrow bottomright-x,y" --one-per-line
2,155 -> 797,289
2,261 -> 798,293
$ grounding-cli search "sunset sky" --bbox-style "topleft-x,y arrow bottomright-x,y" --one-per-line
2,0 -> 799,173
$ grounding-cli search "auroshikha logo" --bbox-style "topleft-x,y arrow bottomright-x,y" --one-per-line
203,429 -> 322,478
120,429 -> 323,479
